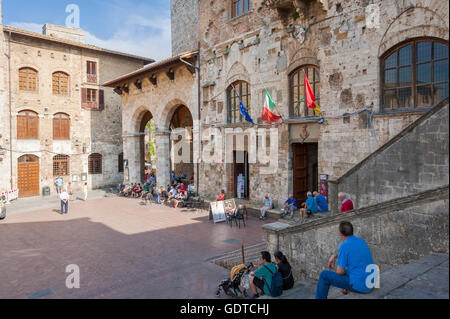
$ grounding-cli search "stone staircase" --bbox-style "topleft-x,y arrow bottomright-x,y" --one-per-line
260,253 -> 449,299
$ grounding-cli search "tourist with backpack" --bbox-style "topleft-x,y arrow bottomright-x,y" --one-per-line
250,251 -> 283,298
274,251 -> 295,290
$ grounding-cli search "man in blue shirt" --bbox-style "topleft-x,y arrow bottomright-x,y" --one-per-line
315,221 -> 376,299
300,192 -> 318,218
314,191 -> 329,212
281,194 -> 297,219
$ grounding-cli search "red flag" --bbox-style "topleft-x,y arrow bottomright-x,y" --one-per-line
304,72 -> 316,109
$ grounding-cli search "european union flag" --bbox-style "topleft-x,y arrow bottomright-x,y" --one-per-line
232,84 -> 254,125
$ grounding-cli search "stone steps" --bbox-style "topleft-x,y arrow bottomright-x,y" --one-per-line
260,253 -> 449,299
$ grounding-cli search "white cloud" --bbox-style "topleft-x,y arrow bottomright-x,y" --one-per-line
8,16 -> 172,61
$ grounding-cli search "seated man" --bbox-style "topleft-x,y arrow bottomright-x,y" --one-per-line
124,183 -> 135,197
315,221 -> 375,299
179,183 -> 187,192
120,184 -> 131,196
173,191 -> 188,209
260,195 -> 272,221
140,182 -> 151,199
155,186 -> 165,204
300,192 -> 318,219
132,184 -> 143,198
281,194 -> 297,219
168,186 -> 178,201
314,191 -> 329,212
250,251 -> 278,299
235,204 -> 248,220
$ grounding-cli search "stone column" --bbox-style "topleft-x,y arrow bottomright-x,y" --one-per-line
328,178 -> 339,215
155,130 -> 171,187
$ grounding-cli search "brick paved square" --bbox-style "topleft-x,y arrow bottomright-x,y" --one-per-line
0,197 -> 269,299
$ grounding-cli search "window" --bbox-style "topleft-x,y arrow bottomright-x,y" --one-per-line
53,113 -> 70,140
289,66 -> 320,117
17,110 -> 39,139
82,88 -> 104,109
87,61 -> 97,83
118,153 -> 124,173
53,155 -> 70,176
227,81 -> 251,123
231,0 -> 250,18
88,153 -> 102,174
382,39 -> 448,110
52,72 -> 69,96
19,67 -> 38,92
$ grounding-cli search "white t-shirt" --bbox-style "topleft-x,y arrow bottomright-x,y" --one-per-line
60,192 -> 69,201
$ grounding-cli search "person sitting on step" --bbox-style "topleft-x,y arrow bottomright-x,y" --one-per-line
259,195 -> 272,221
281,194 -> 297,219
300,192 -> 318,219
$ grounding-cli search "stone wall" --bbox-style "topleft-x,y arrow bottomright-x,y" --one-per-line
331,100 -> 449,211
263,186 -> 449,281
171,0 -> 199,55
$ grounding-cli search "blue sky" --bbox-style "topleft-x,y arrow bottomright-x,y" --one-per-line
2,0 -> 172,60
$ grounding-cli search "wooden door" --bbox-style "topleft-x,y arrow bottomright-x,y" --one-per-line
293,144 -> 308,203
18,155 -> 40,197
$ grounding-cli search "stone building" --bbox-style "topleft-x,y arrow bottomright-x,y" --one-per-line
107,0 -> 448,207
0,2 -> 153,197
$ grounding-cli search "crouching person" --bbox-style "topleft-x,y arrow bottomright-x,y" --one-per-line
315,221 -> 376,299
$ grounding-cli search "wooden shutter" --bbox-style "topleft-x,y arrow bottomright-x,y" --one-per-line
28,114 -> 38,139
17,115 -> 27,139
62,118 -> 70,139
99,90 -> 105,110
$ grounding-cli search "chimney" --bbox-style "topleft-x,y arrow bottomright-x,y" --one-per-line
42,24 -> 85,43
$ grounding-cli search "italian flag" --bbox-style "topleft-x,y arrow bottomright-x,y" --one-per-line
261,89 -> 282,124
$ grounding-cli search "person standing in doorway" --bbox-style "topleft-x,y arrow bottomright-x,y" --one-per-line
60,189 -> 70,215
83,182 -> 88,201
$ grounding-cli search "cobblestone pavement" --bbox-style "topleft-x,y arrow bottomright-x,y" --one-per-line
0,197 -> 270,299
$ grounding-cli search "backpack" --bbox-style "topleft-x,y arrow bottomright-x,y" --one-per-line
263,264 -> 283,297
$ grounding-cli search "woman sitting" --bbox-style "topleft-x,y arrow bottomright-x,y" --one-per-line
173,191 -> 188,209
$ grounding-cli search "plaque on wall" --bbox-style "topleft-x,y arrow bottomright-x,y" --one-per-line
81,173 -> 87,181
72,175 -> 79,182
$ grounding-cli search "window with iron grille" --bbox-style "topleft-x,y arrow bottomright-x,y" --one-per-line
88,153 -> 102,175
52,72 -> 69,96
289,66 -> 320,118
19,67 -> 38,92
53,155 -> 70,176
17,110 -> 39,139
53,113 -> 70,140
227,81 -> 251,123
382,38 -> 448,111
231,0 -> 250,18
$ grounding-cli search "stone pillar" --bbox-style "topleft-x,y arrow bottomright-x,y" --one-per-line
155,130 -> 171,187
122,134 -> 141,183
328,178 -> 339,215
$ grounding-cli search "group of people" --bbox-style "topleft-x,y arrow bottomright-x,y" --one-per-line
155,183 -> 189,209
259,191 -> 353,220
250,221 -> 375,299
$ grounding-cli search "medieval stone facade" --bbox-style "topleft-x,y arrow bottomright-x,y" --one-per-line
0,2 -> 152,197
108,0 -> 448,208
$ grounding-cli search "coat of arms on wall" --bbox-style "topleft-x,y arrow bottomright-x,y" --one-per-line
300,125 -> 310,143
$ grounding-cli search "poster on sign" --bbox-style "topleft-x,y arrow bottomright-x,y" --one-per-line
210,201 -> 227,223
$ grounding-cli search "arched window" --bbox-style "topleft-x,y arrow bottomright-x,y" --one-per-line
227,81 -> 251,123
52,72 -> 69,96
19,67 -> 38,92
17,110 -> 39,139
382,38 -> 448,110
53,113 -> 70,140
289,65 -> 320,118
88,153 -> 102,175
53,155 -> 70,176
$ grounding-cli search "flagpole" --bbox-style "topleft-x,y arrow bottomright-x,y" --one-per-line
259,79 -> 284,123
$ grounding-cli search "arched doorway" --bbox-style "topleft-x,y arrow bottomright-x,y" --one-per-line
18,155 -> 40,197
169,105 -> 194,184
